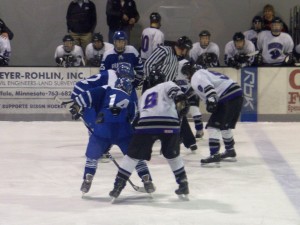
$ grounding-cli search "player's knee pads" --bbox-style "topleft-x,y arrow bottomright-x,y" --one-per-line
188,105 -> 201,117
166,156 -> 184,172
207,127 -> 221,139
221,129 -> 233,139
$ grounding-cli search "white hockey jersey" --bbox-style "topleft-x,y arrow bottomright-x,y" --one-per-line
85,42 -> 113,65
257,30 -> 294,65
136,81 -> 183,134
243,29 -> 259,49
0,36 -> 11,63
189,42 -> 220,63
190,69 -> 242,103
224,40 -> 256,66
140,27 -> 164,61
54,45 -> 84,66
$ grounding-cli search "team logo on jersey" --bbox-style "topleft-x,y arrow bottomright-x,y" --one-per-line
118,55 -> 124,61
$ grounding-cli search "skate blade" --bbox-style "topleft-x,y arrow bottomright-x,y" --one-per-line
111,197 -> 118,204
178,194 -> 189,201
201,161 -> 221,168
221,158 -> 237,162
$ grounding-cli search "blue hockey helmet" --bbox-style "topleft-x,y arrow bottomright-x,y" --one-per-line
113,31 -> 127,52
148,70 -> 165,87
115,77 -> 133,95
116,62 -> 135,81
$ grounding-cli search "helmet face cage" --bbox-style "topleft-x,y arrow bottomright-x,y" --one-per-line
176,36 -> 193,50
252,16 -> 263,31
271,17 -> 282,34
233,32 -> 245,50
148,70 -> 166,87
113,31 -> 127,53
116,62 -> 135,81
115,77 -> 133,95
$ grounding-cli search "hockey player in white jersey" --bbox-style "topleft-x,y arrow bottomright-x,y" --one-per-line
85,33 -> 113,67
243,16 -> 263,50
0,23 -> 11,66
176,59 -> 204,139
257,17 -> 294,66
189,30 -> 220,68
224,32 -> 256,69
109,70 -> 190,200
181,63 -> 243,165
54,35 -> 84,67
140,12 -> 164,61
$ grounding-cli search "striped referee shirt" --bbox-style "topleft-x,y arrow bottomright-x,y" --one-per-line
143,45 -> 179,81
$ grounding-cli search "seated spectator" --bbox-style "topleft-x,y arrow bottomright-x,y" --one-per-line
243,16 -> 263,50
257,17 -> 294,66
0,18 -> 14,40
262,4 -> 288,33
224,32 -> 256,69
54,35 -> 84,67
189,30 -> 220,68
0,22 -> 11,66
85,32 -> 113,67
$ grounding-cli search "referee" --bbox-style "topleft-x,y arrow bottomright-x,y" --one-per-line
143,36 -> 198,151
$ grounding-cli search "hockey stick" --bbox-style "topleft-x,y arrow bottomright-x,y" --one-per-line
54,95 -> 146,193
246,50 -> 260,57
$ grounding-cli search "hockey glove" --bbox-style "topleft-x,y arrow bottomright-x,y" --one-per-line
0,55 -> 9,66
227,58 -> 241,69
206,96 -> 218,113
175,94 -> 190,118
234,53 -> 249,64
253,52 -> 263,66
284,53 -> 295,66
69,102 -> 83,120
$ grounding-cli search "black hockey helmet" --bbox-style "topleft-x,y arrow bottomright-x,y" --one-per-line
181,61 -> 197,78
150,12 -> 161,23
233,32 -> 245,41
199,30 -> 211,37
63,35 -> 74,42
92,33 -> 103,42
271,16 -> 282,24
252,16 -> 263,23
176,36 -> 193,50
148,70 -> 166,87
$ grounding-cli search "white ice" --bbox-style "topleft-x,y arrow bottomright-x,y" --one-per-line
1,121 -> 300,225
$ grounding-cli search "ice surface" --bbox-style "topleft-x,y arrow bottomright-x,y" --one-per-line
1,121 -> 300,225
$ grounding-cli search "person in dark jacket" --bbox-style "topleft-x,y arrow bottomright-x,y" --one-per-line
106,0 -> 139,44
0,19 -> 14,40
66,0 -> 97,52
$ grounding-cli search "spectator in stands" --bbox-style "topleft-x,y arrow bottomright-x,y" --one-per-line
257,17 -> 294,66
106,0 -> 140,44
66,0 -> 97,52
0,21 -> 11,66
85,32 -> 114,67
224,32 -> 256,69
262,4 -> 288,33
243,16 -> 263,50
189,30 -> 220,68
54,35 -> 84,67
0,18 -> 14,40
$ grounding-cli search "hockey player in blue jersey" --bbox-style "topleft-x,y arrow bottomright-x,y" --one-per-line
71,62 -> 138,131
100,31 -> 144,86
69,77 -> 153,195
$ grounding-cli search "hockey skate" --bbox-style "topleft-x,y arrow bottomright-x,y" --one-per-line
200,153 -> 221,167
195,130 -> 204,139
142,174 -> 156,196
175,179 -> 189,200
80,173 -> 94,196
109,176 -> 126,202
220,149 -> 237,162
